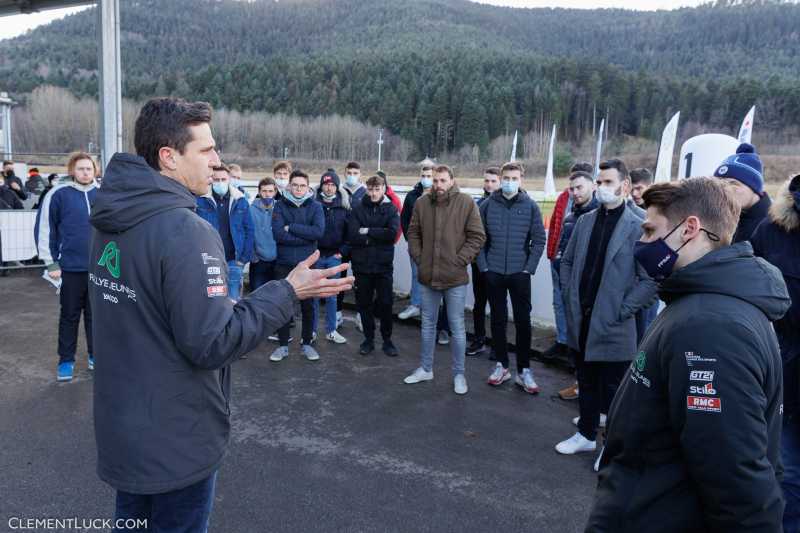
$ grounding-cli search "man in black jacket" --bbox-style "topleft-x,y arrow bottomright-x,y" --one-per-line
2,160 -> 27,202
88,97 -> 352,532
587,177 -> 789,533
348,174 -> 400,356
714,142 -> 771,243
751,173 -> 800,532
398,165 -> 433,320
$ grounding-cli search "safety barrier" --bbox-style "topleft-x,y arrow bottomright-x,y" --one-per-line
0,209 -> 40,271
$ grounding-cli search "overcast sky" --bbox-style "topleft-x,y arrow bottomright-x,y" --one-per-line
0,0 -> 709,41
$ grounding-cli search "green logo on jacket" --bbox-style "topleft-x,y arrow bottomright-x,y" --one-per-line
98,241 -> 121,279
635,351 -> 647,372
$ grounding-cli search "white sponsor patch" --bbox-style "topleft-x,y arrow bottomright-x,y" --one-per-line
689,370 -> 715,381
207,266 -> 221,275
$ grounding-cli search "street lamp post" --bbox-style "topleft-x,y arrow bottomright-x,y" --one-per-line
377,128 -> 384,171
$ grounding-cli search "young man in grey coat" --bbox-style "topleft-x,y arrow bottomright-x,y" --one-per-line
556,159 -> 657,462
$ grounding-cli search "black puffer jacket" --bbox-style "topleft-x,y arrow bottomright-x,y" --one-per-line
347,194 -> 399,274
734,192 -> 771,243
400,181 -> 426,238
587,242 -> 790,533
752,175 -> 800,419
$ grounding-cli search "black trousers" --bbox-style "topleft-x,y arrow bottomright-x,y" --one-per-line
275,264 -> 314,345
471,263 -> 488,340
355,271 -> 393,341
58,271 -> 93,363
486,271 -> 532,373
575,307 -> 629,441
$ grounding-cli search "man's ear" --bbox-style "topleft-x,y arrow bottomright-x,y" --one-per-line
684,215 -> 702,240
158,147 -> 177,172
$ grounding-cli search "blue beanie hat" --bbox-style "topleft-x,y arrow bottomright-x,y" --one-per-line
714,143 -> 764,195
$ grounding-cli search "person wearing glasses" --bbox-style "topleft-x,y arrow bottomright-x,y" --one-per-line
270,170 -> 325,362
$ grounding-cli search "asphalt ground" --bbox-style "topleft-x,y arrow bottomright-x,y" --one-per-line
1,273 -> 597,533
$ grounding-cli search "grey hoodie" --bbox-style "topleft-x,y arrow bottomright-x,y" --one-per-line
587,242 -> 790,533
89,153 -> 296,494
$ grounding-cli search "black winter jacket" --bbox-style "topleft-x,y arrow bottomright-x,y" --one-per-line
347,194 -> 400,274
733,192 -> 771,243
586,242 -> 789,533
752,177 -> 800,418
400,182 -> 426,238
315,190 -> 349,257
88,154 -> 296,494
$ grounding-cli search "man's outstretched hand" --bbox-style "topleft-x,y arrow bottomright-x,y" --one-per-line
286,251 -> 354,300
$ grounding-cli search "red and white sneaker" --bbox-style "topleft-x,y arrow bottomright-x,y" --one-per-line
487,363 -> 511,386
515,368 -> 540,394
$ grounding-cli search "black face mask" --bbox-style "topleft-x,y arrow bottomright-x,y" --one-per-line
633,219 -> 720,281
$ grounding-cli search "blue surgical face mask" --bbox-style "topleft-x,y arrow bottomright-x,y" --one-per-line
420,177 -> 433,189
501,180 -> 520,196
212,182 -> 229,196
346,174 -> 359,187
261,197 -> 274,208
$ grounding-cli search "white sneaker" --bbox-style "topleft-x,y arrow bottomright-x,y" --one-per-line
336,311 -> 343,328
269,346 -> 288,362
594,446 -> 604,472
454,374 -> 468,395
516,368 -> 540,394
487,363 -> 511,386
326,331 -> 347,344
555,432 -> 597,455
355,314 -> 363,332
302,344 -> 320,361
437,331 -> 450,345
572,413 -> 607,428
398,305 -> 420,320
404,367 -> 434,384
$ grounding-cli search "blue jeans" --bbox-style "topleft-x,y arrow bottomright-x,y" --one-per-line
312,255 -> 341,334
114,471 -> 217,533
227,260 -> 243,302
409,254 -> 421,307
784,415 -> 800,533
420,284 -> 467,377
551,262 -> 567,344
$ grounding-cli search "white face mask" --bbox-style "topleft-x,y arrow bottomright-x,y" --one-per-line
596,185 -> 621,205
276,179 -> 289,189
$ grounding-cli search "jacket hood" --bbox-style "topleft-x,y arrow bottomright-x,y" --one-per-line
65,179 -> 98,193
429,184 -> 460,204
90,153 -> 197,234
659,241 -> 790,321
361,193 -> 392,207
768,176 -> 800,232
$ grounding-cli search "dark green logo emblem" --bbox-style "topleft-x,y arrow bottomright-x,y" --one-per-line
98,241 -> 120,279
635,351 -> 647,372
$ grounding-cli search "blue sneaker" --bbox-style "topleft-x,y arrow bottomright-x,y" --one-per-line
57,362 -> 74,382
88,354 -> 95,371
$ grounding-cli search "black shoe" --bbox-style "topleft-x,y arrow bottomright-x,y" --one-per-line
360,339 -> 375,355
382,340 -> 398,357
541,342 -> 566,362
466,338 -> 486,356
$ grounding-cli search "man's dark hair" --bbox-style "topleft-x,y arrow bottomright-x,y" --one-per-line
47,173 -> 59,184
484,166 -> 501,176
134,97 -> 213,171
2,160 -> 12,167
212,163 -> 230,173
569,171 -> 594,183
630,167 -> 654,186
29,167 -> 40,173
421,165 -> 434,172
273,160 -> 292,173
642,177 -> 740,247
570,161 -> 593,174
345,161 -> 360,171
598,159 -> 629,181
289,170 -> 309,184
501,162 -> 525,176
434,164 -> 454,180
258,177 -> 277,189
366,175 -> 386,188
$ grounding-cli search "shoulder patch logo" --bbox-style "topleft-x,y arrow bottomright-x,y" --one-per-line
634,351 -> 647,372
97,241 -> 121,279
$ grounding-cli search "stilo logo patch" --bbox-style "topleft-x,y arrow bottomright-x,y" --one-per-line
97,241 -> 121,279
635,351 -> 647,372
